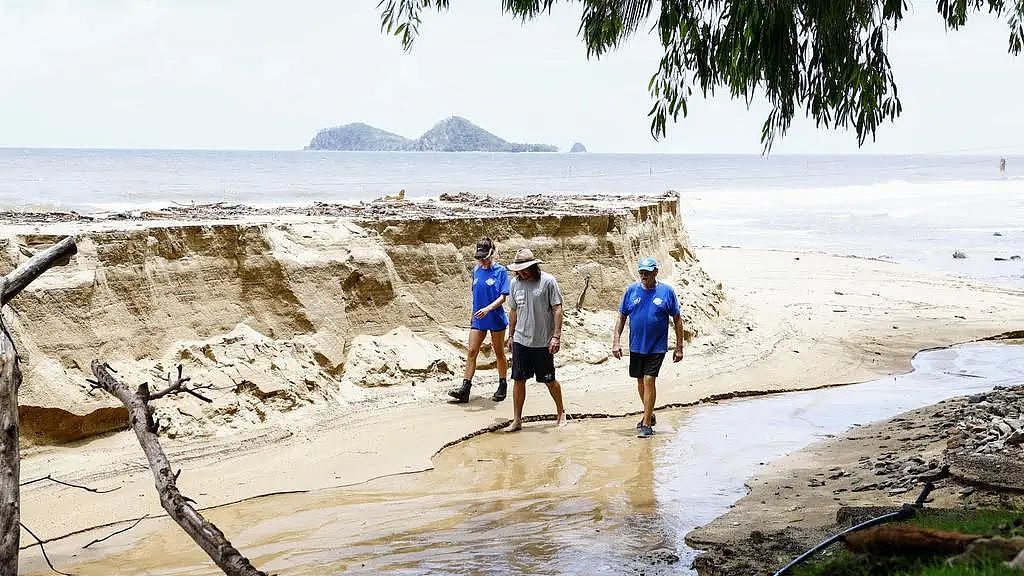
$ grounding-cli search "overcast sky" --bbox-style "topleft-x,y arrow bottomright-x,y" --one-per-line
2,0 -> 1023,154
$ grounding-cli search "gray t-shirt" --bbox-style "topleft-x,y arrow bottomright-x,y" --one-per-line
509,271 -> 564,347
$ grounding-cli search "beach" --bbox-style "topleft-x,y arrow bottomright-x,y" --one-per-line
4,191 -> 1022,574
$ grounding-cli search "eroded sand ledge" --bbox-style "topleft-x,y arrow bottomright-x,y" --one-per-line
6,193 -> 721,442
8,193 -> 1024,563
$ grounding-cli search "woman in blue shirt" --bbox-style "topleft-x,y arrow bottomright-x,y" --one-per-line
448,237 -> 511,403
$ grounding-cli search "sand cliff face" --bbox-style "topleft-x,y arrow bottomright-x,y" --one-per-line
2,194 -> 724,447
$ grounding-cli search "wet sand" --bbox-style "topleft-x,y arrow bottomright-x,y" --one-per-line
21,342 -> 1024,576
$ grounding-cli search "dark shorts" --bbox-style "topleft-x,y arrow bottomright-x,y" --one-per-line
629,352 -> 666,379
512,342 -> 556,383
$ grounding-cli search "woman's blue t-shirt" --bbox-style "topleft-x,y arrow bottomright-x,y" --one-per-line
619,281 -> 681,354
471,263 -> 511,331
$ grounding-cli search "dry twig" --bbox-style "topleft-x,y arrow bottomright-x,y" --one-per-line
82,515 -> 149,549
20,522 -> 71,576
20,474 -> 119,494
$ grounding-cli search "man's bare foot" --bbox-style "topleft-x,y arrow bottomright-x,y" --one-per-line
556,413 -> 568,427
505,420 -> 523,433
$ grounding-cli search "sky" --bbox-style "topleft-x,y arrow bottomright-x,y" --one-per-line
1,0 -> 1023,154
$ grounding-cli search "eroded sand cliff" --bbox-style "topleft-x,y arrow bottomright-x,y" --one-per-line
3,192 -> 724,447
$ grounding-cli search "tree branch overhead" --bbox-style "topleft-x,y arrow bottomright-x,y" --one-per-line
378,0 -> 1024,149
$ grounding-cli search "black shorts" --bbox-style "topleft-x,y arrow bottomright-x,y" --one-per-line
512,342 -> 557,383
629,352 -> 666,378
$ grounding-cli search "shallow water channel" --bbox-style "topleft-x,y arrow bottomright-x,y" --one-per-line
26,342 -> 1024,576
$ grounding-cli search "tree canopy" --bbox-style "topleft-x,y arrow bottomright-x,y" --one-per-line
378,0 -> 1024,150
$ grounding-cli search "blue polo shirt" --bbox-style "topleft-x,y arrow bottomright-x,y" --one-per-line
471,263 -> 510,331
619,281 -> 681,354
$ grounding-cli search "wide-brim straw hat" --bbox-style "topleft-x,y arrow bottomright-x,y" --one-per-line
507,248 -> 544,271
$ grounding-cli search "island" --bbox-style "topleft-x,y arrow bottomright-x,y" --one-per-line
569,142 -> 587,153
305,116 -> 558,152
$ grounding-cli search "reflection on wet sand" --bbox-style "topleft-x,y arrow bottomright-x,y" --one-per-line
24,419 -> 680,576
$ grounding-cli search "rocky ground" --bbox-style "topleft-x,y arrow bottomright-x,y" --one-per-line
688,383 -> 1024,575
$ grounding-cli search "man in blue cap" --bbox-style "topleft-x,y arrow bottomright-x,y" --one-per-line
612,257 -> 685,438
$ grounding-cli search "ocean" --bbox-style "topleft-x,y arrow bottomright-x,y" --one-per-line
1,148 -> 1022,286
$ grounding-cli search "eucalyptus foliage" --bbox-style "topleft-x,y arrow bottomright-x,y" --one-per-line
379,0 -> 1024,149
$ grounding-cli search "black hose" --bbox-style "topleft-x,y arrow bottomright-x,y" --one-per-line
771,482 -> 934,576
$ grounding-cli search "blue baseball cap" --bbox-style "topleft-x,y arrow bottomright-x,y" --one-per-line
637,257 -> 658,271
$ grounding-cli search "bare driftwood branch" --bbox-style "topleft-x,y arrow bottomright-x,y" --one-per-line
83,515 -> 148,549
1,236 -> 77,306
90,361 -> 265,576
20,474 -> 119,494
148,365 -> 213,403
20,522 -> 71,576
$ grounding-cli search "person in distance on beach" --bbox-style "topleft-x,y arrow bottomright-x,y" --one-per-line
448,237 -> 511,403
504,248 -> 568,431
612,257 -> 685,439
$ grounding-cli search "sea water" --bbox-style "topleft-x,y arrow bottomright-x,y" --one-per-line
1,148 -> 1022,286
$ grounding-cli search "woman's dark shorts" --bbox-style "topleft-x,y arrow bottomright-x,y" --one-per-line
629,352 -> 666,378
512,342 -> 557,383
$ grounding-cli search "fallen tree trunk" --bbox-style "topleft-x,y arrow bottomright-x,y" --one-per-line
90,361 -> 266,576
1,236 -> 78,576
843,524 -> 981,556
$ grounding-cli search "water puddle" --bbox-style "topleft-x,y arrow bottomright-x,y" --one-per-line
23,342 -> 1024,575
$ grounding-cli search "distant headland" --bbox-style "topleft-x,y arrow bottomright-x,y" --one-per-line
305,116 -> 558,152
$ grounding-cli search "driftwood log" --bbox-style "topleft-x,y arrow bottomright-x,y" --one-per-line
90,361 -> 266,576
1,235 -> 77,576
843,524 -> 981,556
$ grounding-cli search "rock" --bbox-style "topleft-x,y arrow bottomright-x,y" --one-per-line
914,465 -> 949,482
953,250 -> 968,259
994,232 -> 1003,236
1012,255 -> 1022,261
851,483 -> 879,492
569,142 -> 588,153
637,547 -> 680,565
996,257 -> 1009,261
1008,548 -> 1024,570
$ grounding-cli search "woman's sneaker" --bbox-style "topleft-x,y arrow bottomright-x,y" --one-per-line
635,414 -> 657,429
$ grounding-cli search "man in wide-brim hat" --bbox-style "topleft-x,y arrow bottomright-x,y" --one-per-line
504,248 -> 568,431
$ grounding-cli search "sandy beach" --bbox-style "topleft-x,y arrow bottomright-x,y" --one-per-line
8,194 -> 1024,574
